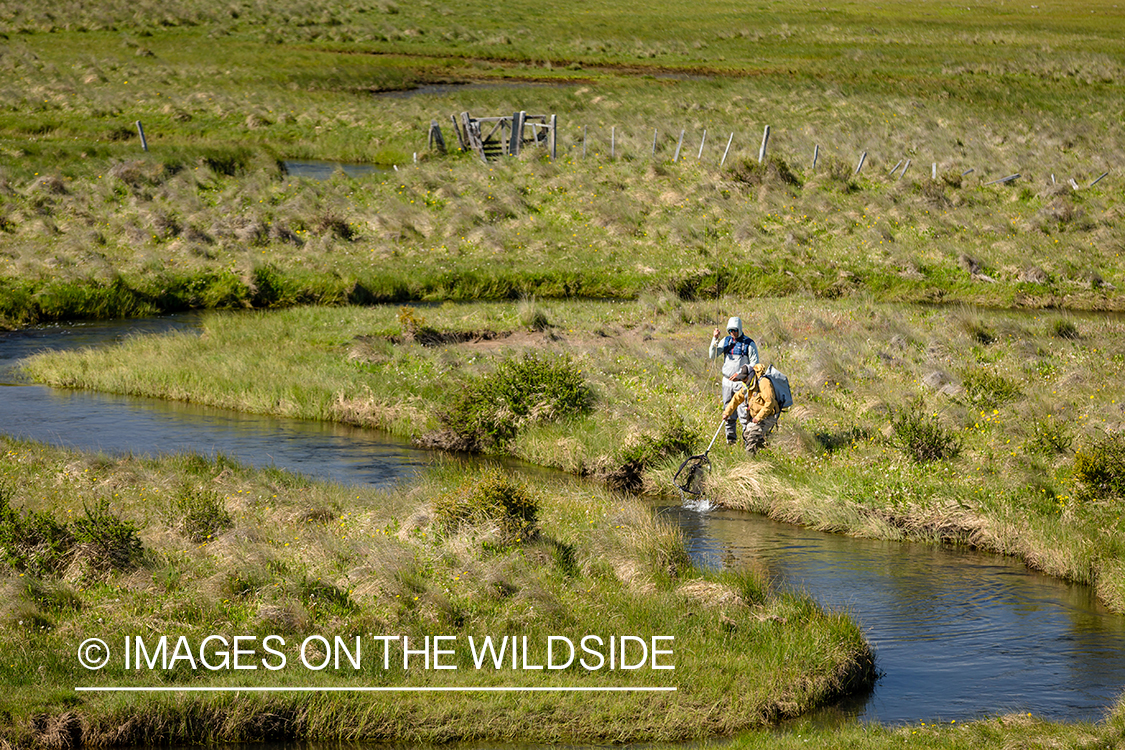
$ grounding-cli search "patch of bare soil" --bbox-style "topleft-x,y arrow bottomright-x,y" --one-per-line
413,429 -> 476,452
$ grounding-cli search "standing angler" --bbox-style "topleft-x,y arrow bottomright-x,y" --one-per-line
709,317 -> 759,445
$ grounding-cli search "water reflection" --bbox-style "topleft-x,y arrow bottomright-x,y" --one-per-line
281,160 -> 390,180
0,315 -> 430,488
661,503 -> 1125,724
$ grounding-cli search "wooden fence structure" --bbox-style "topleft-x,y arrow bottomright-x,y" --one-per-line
425,117 -> 1110,191
442,111 -> 558,163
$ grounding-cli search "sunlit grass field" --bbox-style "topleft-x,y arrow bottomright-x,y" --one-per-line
4,0 -> 1125,745
0,0 -> 1124,327
0,439 -> 874,745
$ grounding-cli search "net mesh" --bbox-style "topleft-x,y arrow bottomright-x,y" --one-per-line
673,455 -> 709,498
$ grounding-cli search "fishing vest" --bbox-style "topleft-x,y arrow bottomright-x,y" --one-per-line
721,336 -> 756,378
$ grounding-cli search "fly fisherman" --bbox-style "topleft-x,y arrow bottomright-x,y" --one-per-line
709,317 -> 759,445
723,364 -> 779,455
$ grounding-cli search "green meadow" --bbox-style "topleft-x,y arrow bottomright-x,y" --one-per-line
0,0 -> 1124,326
0,440 -> 874,745
3,0 -> 1125,745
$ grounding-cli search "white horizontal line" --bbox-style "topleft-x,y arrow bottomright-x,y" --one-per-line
76,686 -> 677,693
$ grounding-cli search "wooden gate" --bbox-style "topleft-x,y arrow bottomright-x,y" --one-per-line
451,111 -> 557,163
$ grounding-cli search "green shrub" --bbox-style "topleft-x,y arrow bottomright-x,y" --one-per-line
173,487 -> 234,543
960,369 -> 1022,410
431,468 -> 539,542
442,353 -> 594,450
891,399 -> 961,463
70,499 -> 144,572
0,487 -> 75,576
814,425 -> 872,454
1073,434 -> 1125,501
0,491 -> 143,575
198,146 -> 255,176
621,412 -> 698,467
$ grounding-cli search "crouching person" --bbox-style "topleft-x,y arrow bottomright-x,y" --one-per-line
722,364 -> 780,455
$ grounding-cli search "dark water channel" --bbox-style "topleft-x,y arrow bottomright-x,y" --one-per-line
2,317 -> 1124,726
281,161 -> 392,181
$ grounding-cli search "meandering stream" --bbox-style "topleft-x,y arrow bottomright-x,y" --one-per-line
1,316 -> 1123,725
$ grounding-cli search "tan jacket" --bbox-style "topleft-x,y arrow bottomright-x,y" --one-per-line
722,364 -> 779,423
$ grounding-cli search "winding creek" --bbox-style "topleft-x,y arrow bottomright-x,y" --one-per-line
2,316 -> 1124,726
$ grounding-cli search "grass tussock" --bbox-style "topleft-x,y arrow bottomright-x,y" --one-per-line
0,440 -> 873,745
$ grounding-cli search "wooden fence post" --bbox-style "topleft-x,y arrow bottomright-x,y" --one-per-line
549,115 -> 557,161
428,120 -> 446,154
652,128 -> 658,157
1091,172 -> 1108,187
673,130 -> 684,162
854,151 -> 867,175
450,114 -> 466,151
984,173 -> 1020,186
720,132 -> 734,168
136,121 -> 148,152
611,126 -> 615,159
758,125 -> 770,163
888,160 -> 902,176
509,111 -> 525,156
462,112 -> 487,163
898,159 -> 910,180
698,130 -> 707,159
812,144 -> 819,170
583,125 -> 587,158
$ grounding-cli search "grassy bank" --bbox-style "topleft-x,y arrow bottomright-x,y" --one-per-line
23,298 -> 1125,614
1,143 -> 1122,330
734,708 -> 1125,749
0,436 -> 873,746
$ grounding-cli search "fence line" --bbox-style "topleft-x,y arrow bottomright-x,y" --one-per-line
429,118 -> 1110,189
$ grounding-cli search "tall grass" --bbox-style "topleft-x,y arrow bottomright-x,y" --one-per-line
0,438 -> 873,744
1,0 -> 1124,326
24,298 -> 1125,612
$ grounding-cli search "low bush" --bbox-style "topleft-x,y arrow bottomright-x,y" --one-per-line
0,490 -> 143,575
960,369 -> 1022,411
814,425 -> 873,454
1025,418 -> 1073,455
431,468 -> 539,542
0,486 -> 74,576
621,412 -> 698,467
173,486 -> 234,543
70,499 -> 144,572
442,352 -> 593,450
727,155 -> 802,189
890,399 -> 961,463
1073,434 -> 1125,501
